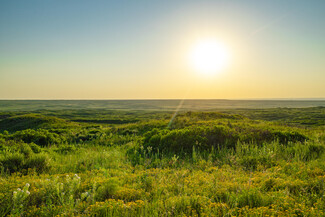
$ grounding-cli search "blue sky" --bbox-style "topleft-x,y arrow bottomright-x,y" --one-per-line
1,0 -> 324,99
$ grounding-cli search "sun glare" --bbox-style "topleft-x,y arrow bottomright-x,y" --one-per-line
189,39 -> 230,76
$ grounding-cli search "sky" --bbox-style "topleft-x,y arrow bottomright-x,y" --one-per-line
0,0 -> 324,99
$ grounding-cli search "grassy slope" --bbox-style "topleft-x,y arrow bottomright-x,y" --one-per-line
0,114 -> 78,132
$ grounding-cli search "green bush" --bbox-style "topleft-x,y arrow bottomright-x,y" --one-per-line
29,142 -> 42,153
10,129 -> 62,147
54,145 -> 76,154
96,178 -> 120,201
234,189 -> 271,208
0,143 -> 7,152
140,124 -> 309,157
272,131 -> 308,144
0,152 -> 24,173
304,143 -> 325,161
19,143 -> 33,158
24,153 -> 51,173
0,148 -> 50,174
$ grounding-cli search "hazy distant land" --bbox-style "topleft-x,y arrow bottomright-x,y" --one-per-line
0,99 -> 324,111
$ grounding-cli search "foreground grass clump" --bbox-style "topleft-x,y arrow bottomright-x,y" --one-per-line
0,108 -> 324,216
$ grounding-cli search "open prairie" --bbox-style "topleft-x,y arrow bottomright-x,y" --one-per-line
1,0 -> 325,216
0,101 -> 324,216
1,99 -> 325,111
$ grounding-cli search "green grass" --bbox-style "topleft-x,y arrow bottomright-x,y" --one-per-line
0,107 -> 324,216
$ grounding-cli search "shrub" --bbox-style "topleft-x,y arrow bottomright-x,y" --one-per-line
11,129 -> 61,147
234,189 -> 271,208
29,142 -> 42,153
96,178 -> 120,201
140,124 -> 309,157
19,143 -> 33,158
272,130 -> 308,144
0,150 -> 50,174
24,153 -> 51,173
0,143 -> 7,152
304,143 -> 325,161
115,187 -> 144,201
54,145 -> 76,154
0,152 -> 24,173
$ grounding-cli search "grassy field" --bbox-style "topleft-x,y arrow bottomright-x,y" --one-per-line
0,103 -> 324,216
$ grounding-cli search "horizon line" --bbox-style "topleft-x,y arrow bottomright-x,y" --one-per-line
0,98 -> 325,101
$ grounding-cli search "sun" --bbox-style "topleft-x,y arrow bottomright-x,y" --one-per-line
189,39 -> 230,76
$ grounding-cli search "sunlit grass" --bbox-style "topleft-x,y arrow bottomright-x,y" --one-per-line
0,108 -> 324,216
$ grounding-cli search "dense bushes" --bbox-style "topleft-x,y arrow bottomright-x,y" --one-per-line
8,129 -> 62,147
143,128 -> 208,153
0,152 -> 24,173
0,140 -> 50,174
0,152 -> 50,174
24,153 -> 51,173
141,125 -> 308,155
